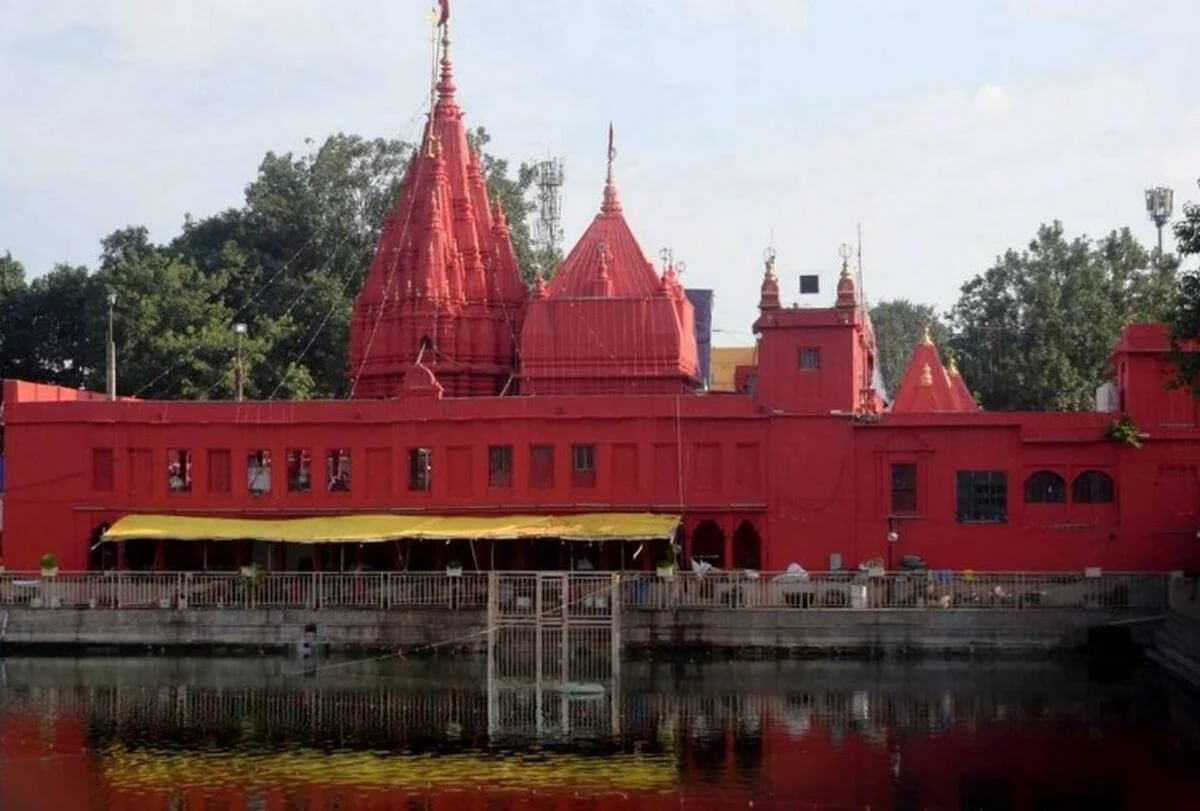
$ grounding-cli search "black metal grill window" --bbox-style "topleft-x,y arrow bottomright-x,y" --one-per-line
956,470 -> 1007,523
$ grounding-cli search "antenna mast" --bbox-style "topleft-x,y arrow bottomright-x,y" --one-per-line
533,156 -> 565,258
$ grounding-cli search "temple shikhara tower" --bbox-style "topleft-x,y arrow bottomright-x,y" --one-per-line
519,126 -> 698,395
348,18 -> 525,398
0,1 -> 1197,577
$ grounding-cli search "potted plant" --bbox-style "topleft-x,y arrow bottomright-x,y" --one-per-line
445,560 -> 463,577
39,553 -> 59,578
656,542 -> 678,578
239,564 -> 265,588
1105,413 -> 1144,448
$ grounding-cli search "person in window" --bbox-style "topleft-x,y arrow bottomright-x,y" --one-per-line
168,463 -> 186,493
329,469 -> 350,492
291,465 -> 309,491
248,452 -> 270,496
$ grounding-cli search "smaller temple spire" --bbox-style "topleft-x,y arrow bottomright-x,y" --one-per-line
601,122 -> 622,214
758,246 -> 780,310
835,243 -> 857,309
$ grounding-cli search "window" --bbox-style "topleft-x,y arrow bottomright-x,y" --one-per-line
409,448 -> 433,492
1024,470 -> 1065,503
890,463 -> 917,513
488,445 -> 513,489
530,445 -> 555,489
247,450 -> 271,496
956,470 -> 1007,523
326,449 -> 351,492
168,449 -> 192,493
207,450 -> 230,494
572,444 -> 596,488
1072,470 -> 1114,504
287,449 -> 312,492
92,449 -> 114,492
799,347 -> 820,371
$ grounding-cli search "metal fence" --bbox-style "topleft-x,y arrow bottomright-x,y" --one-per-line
0,570 -> 1170,613
0,571 -> 488,611
621,571 -> 1169,612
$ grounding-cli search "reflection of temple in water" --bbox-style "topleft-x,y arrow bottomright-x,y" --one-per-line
0,658 -> 1198,809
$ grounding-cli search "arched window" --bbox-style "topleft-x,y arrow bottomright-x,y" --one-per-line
1073,470 -> 1114,503
1024,470 -> 1066,503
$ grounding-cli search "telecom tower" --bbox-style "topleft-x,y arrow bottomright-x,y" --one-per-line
533,157 -> 565,258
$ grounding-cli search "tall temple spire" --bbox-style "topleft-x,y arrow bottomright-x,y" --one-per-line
348,1 -> 525,399
601,122 -> 622,214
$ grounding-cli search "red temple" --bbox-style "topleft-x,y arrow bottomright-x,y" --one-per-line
1,10 -> 1198,574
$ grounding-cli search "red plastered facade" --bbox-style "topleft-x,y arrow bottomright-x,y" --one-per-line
2,14 -> 1198,574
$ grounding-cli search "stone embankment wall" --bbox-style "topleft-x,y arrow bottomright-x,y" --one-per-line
1149,578 -> 1200,684
0,606 -> 1149,655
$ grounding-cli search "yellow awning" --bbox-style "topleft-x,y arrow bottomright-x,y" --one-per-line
102,745 -> 677,792
101,512 -> 680,544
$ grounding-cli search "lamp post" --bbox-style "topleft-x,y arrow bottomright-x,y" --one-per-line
105,290 -> 117,400
233,322 -> 247,401
1144,186 -> 1174,260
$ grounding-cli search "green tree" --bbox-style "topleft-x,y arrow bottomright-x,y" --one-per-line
869,300 -> 949,396
1169,188 -> 1200,395
948,222 -> 1176,410
0,252 -> 30,380
3,130 -> 552,400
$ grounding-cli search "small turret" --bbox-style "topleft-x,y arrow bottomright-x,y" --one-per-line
758,247 -> 780,310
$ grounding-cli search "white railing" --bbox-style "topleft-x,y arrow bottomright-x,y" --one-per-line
621,571 -> 1169,612
0,570 -> 1169,612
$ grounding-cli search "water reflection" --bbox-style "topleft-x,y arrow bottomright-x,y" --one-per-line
0,657 -> 1196,810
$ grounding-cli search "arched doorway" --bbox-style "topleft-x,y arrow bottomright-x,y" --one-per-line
732,520 -> 762,570
689,520 -> 725,568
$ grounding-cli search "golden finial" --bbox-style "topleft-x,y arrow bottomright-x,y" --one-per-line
838,243 -> 853,279
920,323 -> 933,346
947,354 -> 960,377
763,246 -> 777,279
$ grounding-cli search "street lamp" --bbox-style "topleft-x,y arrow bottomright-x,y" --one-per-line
233,322 -> 247,401
105,290 -> 117,401
1144,186 -> 1174,258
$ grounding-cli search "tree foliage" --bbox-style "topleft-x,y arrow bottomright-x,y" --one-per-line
948,223 -> 1176,410
868,300 -> 949,397
1169,189 -> 1200,396
0,131 -> 544,400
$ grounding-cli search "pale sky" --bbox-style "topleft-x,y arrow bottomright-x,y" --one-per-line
2,0 -> 1198,345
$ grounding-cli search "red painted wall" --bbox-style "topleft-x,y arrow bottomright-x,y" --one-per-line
3,314 -> 1198,573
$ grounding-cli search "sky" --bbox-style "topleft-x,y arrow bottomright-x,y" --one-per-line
2,0 -> 1199,344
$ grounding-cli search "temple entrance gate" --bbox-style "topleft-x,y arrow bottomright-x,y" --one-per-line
485,572 -> 621,738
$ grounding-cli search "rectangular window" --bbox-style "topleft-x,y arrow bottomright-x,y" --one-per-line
956,470 -> 1007,523
287,449 -> 312,492
530,445 -> 555,490
799,347 -> 820,371
409,448 -> 433,492
326,449 -> 351,492
207,450 -> 230,494
488,445 -> 513,489
92,448 -> 114,492
168,449 -> 192,493
891,463 -> 917,513
247,450 -> 271,497
571,444 -> 596,488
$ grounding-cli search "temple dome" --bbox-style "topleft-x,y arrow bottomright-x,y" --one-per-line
518,126 -> 699,396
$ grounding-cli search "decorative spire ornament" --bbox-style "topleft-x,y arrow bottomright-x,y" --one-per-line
601,122 -> 622,214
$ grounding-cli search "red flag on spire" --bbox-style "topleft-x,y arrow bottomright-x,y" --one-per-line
438,0 -> 450,25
